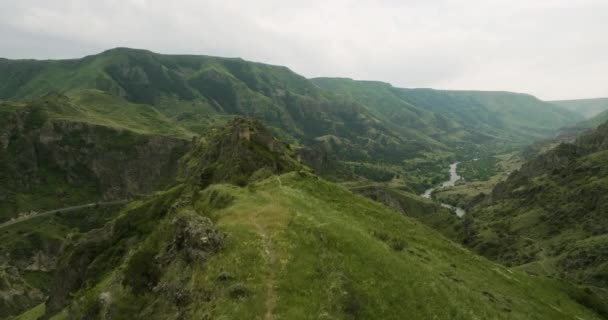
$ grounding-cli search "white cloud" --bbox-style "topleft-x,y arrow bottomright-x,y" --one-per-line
0,0 -> 606,99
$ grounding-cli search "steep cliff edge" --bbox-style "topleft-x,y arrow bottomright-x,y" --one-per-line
0,95 -> 191,222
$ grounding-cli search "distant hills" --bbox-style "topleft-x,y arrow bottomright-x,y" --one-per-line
552,98 -> 608,119
0,48 -> 585,217
2,48 -> 606,319
313,78 -> 579,147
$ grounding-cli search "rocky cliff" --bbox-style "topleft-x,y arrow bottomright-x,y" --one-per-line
0,97 -> 191,222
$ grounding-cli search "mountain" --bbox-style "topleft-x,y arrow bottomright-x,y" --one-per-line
573,109 -> 608,130
1,48 -> 604,318
552,98 -> 608,119
0,48 -> 584,196
464,120 -> 608,313
7,118 -> 602,320
312,78 -> 582,150
0,48 -> 458,191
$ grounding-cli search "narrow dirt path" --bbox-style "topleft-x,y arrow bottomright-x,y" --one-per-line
252,218 -> 278,320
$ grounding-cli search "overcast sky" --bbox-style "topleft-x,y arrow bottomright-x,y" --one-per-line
1,0 -> 606,100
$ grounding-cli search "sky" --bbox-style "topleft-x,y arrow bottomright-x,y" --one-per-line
0,0 -> 607,100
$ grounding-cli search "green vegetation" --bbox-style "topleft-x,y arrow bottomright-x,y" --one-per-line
457,157 -> 498,182
432,152 -> 523,209
1,48 -> 604,319
313,78 -> 582,149
0,48 -> 584,195
0,94 -> 190,222
0,205 -> 124,318
14,303 -> 45,320
4,119 -> 594,320
38,174 -> 604,319
465,121 -> 608,298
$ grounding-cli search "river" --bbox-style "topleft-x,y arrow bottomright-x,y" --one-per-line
421,162 -> 466,217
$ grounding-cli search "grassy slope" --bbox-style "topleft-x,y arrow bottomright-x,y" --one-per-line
313,78 -> 582,147
0,48 -> 585,192
42,173 -> 602,319
465,121 -> 608,302
63,89 -> 194,138
396,89 -> 582,146
0,49 -> 451,189
310,78 -> 454,146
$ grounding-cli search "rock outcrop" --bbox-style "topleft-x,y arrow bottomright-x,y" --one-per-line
179,117 -> 304,187
0,101 -> 190,222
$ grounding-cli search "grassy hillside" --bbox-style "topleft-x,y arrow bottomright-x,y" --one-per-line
464,120 -> 608,312
310,78 -> 456,145
0,48 -> 586,194
395,88 -> 582,146
552,98 -> 608,119
0,48 -> 455,190
14,119 -> 601,320
313,78 -> 582,145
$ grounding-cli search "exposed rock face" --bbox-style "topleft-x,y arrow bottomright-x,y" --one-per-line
43,190 -> 227,319
168,211 -> 224,263
350,185 -> 461,240
44,228 -> 114,317
0,262 -> 45,319
0,108 -> 190,221
179,117 -> 303,187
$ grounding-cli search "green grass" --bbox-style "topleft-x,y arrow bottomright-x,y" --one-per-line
45,173 -> 604,319
458,157 -> 498,182
14,303 -> 45,320
62,89 -> 194,138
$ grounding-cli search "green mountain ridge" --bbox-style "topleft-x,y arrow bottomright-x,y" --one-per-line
312,78 -> 581,148
0,48 -> 584,191
1,48 -> 456,190
1,48 -> 604,319
14,119 -> 603,320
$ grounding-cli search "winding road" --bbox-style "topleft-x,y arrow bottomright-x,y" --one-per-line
0,200 -> 129,229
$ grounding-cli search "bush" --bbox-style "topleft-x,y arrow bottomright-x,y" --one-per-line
228,283 -> 249,299
123,247 -> 161,295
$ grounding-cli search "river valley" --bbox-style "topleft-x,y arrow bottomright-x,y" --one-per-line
421,162 -> 466,217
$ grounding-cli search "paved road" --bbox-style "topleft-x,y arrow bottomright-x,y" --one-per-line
0,200 -> 129,229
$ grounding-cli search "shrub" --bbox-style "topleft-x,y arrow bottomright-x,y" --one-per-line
123,247 -> 161,295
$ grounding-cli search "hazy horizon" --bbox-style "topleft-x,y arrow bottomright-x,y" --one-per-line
1,0 -> 607,100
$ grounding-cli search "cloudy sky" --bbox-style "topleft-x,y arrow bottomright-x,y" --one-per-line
1,0 -> 606,100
